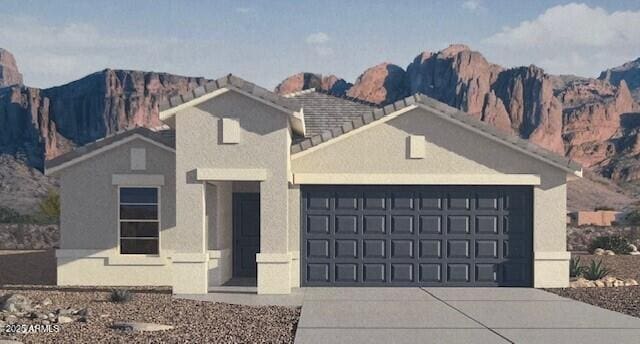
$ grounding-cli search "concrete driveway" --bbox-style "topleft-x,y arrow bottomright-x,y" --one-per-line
294,288 -> 640,344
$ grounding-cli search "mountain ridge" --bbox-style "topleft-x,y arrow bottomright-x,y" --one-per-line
1,45 -> 640,213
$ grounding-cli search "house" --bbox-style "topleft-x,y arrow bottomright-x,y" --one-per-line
568,210 -> 621,227
45,75 -> 582,294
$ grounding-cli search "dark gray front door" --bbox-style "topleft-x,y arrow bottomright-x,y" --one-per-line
233,193 -> 260,278
301,185 -> 532,287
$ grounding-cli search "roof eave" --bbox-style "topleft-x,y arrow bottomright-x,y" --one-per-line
412,103 -> 582,176
45,130 -> 175,176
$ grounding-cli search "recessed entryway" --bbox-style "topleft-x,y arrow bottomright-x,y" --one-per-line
233,193 -> 260,278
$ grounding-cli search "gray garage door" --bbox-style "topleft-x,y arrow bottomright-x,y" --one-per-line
301,185 -> 532,287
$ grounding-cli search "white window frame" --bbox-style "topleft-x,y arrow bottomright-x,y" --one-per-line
117,185 -> 161,256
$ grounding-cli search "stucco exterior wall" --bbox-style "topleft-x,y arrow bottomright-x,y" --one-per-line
57,138 -> 175,286
175,90 -> 292,293
292,107 -> 570,288
288,185 -> 301,287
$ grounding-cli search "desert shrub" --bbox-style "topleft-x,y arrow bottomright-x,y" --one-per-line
582,259 -> 612,281
109,289 -> 133,303
625,209 -> 640,226
0,207 -> 23,223
0,189 -> 60,225
569,256 -> 585,278
588,235 -> 632,254
35,189 -> 60,224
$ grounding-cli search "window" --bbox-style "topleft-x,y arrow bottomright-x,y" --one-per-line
119,187 -> 159,254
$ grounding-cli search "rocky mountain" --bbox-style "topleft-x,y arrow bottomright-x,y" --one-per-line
599,58 -> 640,102
1,45 -> 640,213
277,44 -> 640,183
0,50 -> 208,212
275,72 -> 351,96
0,67 -> 208,170
0,49 -> 22,87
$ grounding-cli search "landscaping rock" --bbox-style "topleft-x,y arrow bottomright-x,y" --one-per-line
594,248 -> 605,255
570,278 -> 596,288
0,294 -> 33,313
570,276 -> 639,288
41,298 -> 52,306
604,249 -> 616,255
56,315 -> 74,324
76,308 -> 91,317
630,251 -> 640,255
111,321 -> 174,332
56,307 -> 76,316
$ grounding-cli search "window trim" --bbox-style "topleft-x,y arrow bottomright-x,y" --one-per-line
117,185 -> 161,256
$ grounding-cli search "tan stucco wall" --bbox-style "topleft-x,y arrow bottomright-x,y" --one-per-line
175,90 -> 292,293
292,107 -> 570,288
57,138 -> 175,286
59,138 -> 176,250
288,185 -> 301,287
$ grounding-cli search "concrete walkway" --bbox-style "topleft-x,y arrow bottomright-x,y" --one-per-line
294,288 -> 640,344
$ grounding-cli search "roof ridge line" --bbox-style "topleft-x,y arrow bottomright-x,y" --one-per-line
291,92 -> 581,172
158,73 -> 301,113
287,87 -> 380,108
282,88 -> 317,98
312,88 -> 381,107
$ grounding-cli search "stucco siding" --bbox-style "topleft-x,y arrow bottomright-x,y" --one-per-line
175,90 -> 293,293
292,106 -> 570,287
176,91 -> 291,254
59,138 -> 175,251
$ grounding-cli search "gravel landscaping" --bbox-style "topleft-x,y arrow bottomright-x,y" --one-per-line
547,286 -> 640,319
0,287 -> 300,344
547,254 -> 640,319
572,254 -> 640,281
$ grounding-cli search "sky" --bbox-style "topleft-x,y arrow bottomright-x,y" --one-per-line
1,0 -> 639,89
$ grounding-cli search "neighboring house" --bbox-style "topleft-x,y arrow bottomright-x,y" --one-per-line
45,75 -> 582,295
568,211 -> 621,227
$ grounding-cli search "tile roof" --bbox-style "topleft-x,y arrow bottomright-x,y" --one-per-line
45,127 -> 175,172
286,89 -> 377,137
158,74 -> 301,114
290,93 -> 582,173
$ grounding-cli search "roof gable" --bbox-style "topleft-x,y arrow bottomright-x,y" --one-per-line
45,127 -> 175,175
291,93 -> 582,175
158,74 -> 305,134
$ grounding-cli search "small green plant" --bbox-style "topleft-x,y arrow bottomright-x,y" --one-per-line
625,209 -> 640,226
582,259 -> 612,281
588,235 -> 632,254
37,188 -> 60,223
109,289 -> 133,303
569,256 -> 585,278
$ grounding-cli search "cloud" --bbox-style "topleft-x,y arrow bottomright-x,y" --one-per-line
0,15 -> 227,88
235,7 -> 254,14
482,3 -> 640,77
305,32 -> 330,45
462,1 -> 482,12
305,32 -> 333,57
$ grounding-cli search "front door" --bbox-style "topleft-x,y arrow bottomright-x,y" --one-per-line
233,193 -> 260,278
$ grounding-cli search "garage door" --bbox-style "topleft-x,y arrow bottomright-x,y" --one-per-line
301,185 -> 532,287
